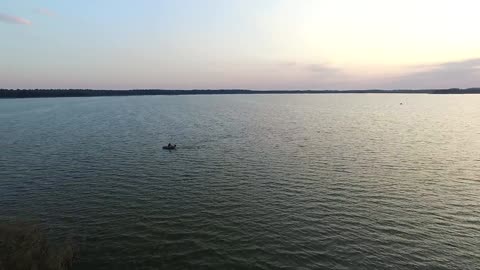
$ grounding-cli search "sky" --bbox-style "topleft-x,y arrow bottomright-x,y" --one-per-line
1,0 -> 479,90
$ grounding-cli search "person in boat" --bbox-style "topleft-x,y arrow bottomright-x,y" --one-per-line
168,143 -> 172,148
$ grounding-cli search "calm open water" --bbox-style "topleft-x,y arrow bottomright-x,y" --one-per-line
1,94 -> 479,269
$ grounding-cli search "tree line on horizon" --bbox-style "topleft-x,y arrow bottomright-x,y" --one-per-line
0,88 -> 479,98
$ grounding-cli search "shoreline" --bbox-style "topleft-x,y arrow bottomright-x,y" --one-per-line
1,88 -> 479,99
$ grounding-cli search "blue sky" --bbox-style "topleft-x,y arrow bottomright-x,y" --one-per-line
1,0 -> 479,89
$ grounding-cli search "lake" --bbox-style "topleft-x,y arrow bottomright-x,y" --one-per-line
1,94 -> 479,269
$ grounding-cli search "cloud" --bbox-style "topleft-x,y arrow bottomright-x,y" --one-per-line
36,8 -> 55,17
278,61 -> 297,67
0,12 -> 31,25
307,63 -> 339,74
276,61 -> 339,74
390,58 -> 480,89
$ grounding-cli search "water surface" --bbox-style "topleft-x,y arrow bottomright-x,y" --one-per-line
1,95 -> 479,269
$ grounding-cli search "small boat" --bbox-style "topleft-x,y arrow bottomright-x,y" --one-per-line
163,145 -> 176,150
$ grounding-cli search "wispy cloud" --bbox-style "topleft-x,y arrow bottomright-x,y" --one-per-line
390,58 -> 480,89
36,8 -> 56,17
276,61 -> 339,74
278,61 -> 297,67
0,12 -> 31,25
306,63 -> 339,74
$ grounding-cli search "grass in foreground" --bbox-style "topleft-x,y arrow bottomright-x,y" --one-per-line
0,222 -> 74,270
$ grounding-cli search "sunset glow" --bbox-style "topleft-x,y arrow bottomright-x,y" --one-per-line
1,0 -> 479,89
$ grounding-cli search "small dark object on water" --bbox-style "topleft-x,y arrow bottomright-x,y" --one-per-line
400,103 -> 403,105
163,143 -> 177,150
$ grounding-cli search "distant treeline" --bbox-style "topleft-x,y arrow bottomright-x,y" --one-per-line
0,88 -> 479,99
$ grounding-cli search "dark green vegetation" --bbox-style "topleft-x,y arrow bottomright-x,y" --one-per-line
0,88 -> 479,98
0,222 -> 74,270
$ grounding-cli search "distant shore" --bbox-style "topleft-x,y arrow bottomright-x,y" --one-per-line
1,88 -> 479,99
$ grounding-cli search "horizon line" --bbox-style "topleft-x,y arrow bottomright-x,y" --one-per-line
2,88 -> 479,91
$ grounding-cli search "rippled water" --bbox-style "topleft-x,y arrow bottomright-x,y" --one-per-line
1,94 -> 479,269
